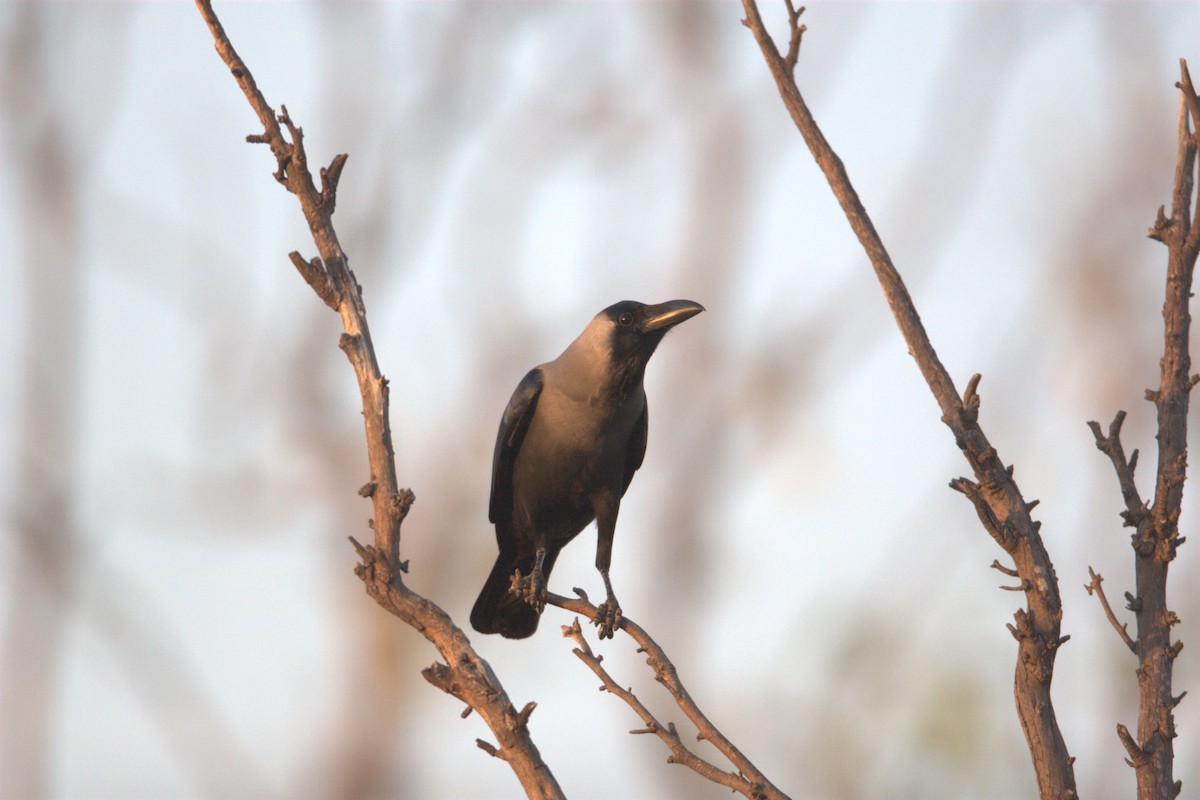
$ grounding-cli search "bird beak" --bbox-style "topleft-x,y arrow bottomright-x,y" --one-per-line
640,300 -> 705,333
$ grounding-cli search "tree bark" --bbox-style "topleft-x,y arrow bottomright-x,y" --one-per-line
739,3 -> 1077,798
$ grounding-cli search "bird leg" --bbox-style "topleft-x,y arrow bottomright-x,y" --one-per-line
592,567 -> 622,639
509,547 -> 547,613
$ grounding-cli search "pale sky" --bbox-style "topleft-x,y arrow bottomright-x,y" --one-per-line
3,2 -> 1199,798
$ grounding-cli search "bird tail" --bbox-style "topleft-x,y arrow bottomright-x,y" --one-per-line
470,549 -> 559,639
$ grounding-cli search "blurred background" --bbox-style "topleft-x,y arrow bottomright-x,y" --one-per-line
2,1 -> 1199,798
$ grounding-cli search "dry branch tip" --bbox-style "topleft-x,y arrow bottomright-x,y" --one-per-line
476,738 -> 505,760
1085,567 -> 1137,652
991,559 -> 1019,577
782,0 -> 806,73
516,701 -> 537,729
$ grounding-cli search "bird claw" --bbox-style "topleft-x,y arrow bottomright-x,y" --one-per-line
592,598 -> 622,639
509,568 -> 547,613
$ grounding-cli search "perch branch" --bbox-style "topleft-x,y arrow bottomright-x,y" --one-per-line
561,619 -> 753,797
547,590 -> 788,800
739,4 -> 1076,798
194,2 -> 563,796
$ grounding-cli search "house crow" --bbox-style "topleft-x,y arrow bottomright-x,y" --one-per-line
470,299 -> 705,639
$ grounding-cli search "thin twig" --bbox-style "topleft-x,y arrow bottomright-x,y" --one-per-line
547,590 -> 788,800
1087,413 -> 1154,554
1084,568 -> 1137,653
782,1 -> 805,74
560,618 -> 754,797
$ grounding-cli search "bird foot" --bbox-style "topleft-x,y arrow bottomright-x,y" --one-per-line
509,567 -> 547,613
592,597 -> 622,639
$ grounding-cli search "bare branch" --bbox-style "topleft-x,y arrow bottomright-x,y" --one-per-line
782,1 -> 805,74
1120,56 -> 1198,800
1117,723 -> 1150,768
990,559 -> 1019,577
288,251 -> 338,309
350,540 -> 563,797
548,591 -> 789,800
194,2 -> 564,796
1090,58 -> 1197,800
1087,412 -> 1153,550
560,619 -> 753,797
1175,61 -> 1200,259
739,4 -> 1075,796
1084,568 -> 1137,653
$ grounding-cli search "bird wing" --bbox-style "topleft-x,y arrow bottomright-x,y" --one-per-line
489,368 -> 545,526
622,401 -> 648,495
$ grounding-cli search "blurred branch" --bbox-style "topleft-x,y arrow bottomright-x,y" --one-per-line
739,3 -> 1078,798
1089,59 -> 1198,800
547,590 -> 790,800
193,2 -> 563,796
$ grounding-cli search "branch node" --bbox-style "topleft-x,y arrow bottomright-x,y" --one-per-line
348,535 -> 371,562
394,488 -> 417,521
990,559 -> 1019,577
1117,723 -> 1150,766
338,333 -> 362,361
516,701 -> 537,729
782,0 -> 807,73
1085,567 -> 1137,652
949,476 -> 1015,552
321,152 -> 349,212
288,251 -> 340,309
1149,204 -> 1173,243
964,372 -> 982,403
475,738 -> 506,760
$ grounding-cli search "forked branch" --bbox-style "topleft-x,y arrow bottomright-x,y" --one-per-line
548,590 -> 789,800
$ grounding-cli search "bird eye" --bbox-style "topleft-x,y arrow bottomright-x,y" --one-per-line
617,312 -> 634,327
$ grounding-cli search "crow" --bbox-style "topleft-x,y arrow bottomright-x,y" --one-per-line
470,299 -> 704,639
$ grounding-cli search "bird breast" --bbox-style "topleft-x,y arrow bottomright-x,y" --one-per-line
509,383 -> 643,538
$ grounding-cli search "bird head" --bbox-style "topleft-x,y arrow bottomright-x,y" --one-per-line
595,299 -> 705,395
601,299 -> 705,358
